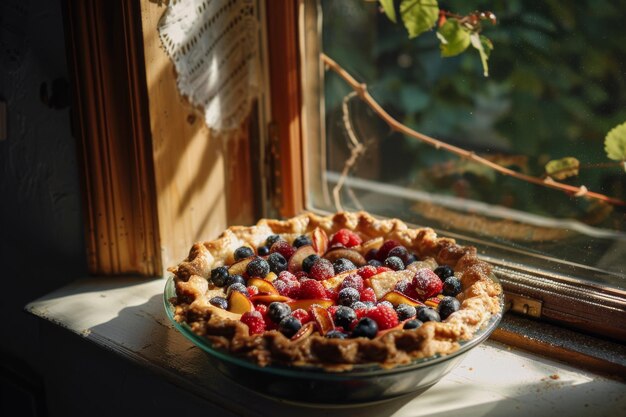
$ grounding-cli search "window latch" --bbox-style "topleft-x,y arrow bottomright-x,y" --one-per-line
504,292 -> 543,318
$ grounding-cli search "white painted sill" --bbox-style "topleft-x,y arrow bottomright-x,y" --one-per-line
26,277 -> 626,417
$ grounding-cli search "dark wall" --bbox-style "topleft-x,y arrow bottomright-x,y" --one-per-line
0,0 -> 85,391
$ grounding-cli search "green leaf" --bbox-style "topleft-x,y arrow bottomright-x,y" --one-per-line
400,0 -> 438,39
605,121 -> 626,162
470,33 -> 493,77
380,0 -> 397,23
436,19 -> 471,57
545,157 -> 580,180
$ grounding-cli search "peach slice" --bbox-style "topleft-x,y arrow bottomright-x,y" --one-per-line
291,322 -> 315,341
246,277 -> 278,295
405,257 -> 438,273
265,272 -> 277,282
376,321 -> 405,339
381,290 -> 424,307
323,247 -> 367,267
310,305 -> 335,335
368,270 -> 415,299
250,294 -> 293,304
311,227 -> 328,255
287,244 -> 317,273
287,298 -> 334,310
361,236 -> 383,254
320,269 -> 358,290
228,290 -> 254,314
425,294 -> 444,308
228,256 -> 255,277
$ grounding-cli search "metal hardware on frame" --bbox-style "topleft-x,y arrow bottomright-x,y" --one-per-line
504,292 -> 543,318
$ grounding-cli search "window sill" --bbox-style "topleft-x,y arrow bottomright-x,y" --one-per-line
26,277 -> 625,416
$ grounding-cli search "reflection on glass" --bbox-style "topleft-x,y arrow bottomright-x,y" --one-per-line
308,0 -> 626,287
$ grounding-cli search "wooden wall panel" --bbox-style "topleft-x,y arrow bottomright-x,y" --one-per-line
64,0 -> 161,276
139,1 -> 255,274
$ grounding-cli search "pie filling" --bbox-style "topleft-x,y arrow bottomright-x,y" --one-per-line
169,211 -> 503,370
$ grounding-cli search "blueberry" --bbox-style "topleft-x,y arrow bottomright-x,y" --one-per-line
210,266 -> 229,287
325,329 -> 348,339
293,235 -> 312,248
350,301 -> 368,310
265,234 -> 282,248
367,259 -> 382,267
333,258 -> 357,274
268,302 -> 292,323
443,276 -> 462,297
384,256 -> 404,271
403,319 -> 423,330
416,307 -> 441,323
246,257 -> 270,278
434,265 -> 454,280
351,317 -> 378,339
334,306 -> 357,328
227,283 -> 248,297
302,254 -> 320,273
405,254 -> 418,265
438,296 -> 461,320
279,316 -> 302,338
364,249 -> 378,261
363,301 -> 376,309
234,246 -> 254,261
267,252 -> 287,274
387,246 -> 410,263
377,301 -> 394,309
337,287 -> 360,306
257,245 -> 270,256
225,274 -> 246,288
396,303 -> 417,320
209,296 -> 228,309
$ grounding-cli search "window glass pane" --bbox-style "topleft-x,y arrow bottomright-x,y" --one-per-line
305,0 -> 626,289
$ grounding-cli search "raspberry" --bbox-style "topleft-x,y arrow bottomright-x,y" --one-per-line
330,229 -> 350,246
330,229 -> 362,248
354,307 -> 369,320
376,240 -> 400,261
340,273 -> 364,292
309,258 -> 335,281
270,240 -> 297,260
278,270 -> 298,283
241,311 -> 266,335
325,287 -> 338,301
327,305 -> 340,317
295,271 -> 310,281
376,266 -> 392,274
357,265 -> 378,279
247,286 -> 259,297
412,268 -> 444,301
299,279 -> 327,299
360,287 -> 377,303
275,280 -> 301,299
292,308 -> 312,324
346,232 -> 362,247
255,304 -> 268,315
365,304 -> 399,330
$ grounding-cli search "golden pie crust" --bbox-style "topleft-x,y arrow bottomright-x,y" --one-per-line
168,211 -> 503,370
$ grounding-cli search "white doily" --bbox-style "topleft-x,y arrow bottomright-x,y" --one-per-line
158,0 -> 260,132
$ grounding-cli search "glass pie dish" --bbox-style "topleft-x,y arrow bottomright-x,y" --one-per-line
163,275 -> 504,405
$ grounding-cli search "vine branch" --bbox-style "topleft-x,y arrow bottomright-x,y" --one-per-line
321,53 -> 626,208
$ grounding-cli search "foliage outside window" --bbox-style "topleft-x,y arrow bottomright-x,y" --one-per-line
304,0 -> 626,291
